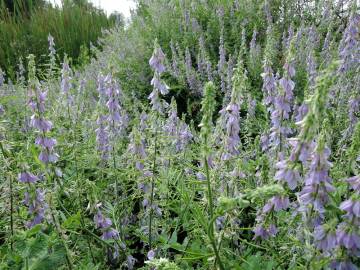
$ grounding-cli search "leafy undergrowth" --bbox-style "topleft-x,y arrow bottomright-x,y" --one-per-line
0,0 -> 359,269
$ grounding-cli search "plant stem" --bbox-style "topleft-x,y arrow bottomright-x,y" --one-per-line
72,97 -> 96,264
204,155 -> 225,270
49,195 -> 74,270
149,116 -> 158,250
0,142 -> 14,250
10,173 -> 14,251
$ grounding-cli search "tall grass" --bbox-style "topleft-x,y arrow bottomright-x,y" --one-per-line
0,0 -> 115,79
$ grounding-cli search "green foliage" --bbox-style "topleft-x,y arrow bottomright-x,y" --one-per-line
1,226 -> 67,270
0,0 -> 116,78
0,0 -> 359,269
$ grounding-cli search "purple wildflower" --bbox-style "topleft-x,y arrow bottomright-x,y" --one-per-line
330,260 -> 358,270
128,127 -> 147,171
139,111 -> 148,132
18,172 -> 39,183
261,65 -> 276,108
24,188 -> 47,228
314,225 -> 337,251
95,115 -> 110,161
338,13 -> 360,73
147,250 -> 155,260
149,41 -> 169,112
176,121 -> 193,152
105,76 -> 122,124
164,98 -> 179,136
61,56 -> 72,94
346,176 -> 360,192
263,195 -> 289,213
94,209 -> 119,241
221,103 -> 240,160
149,45 -> 166,74
339,198 -> 360,217
299,143 -> 334,215
294,103 -> 309,122
253,223 -> 278,240
170,40 -> 180,78
30,115 -> 52,132
218,27 -> 226,93
274,160 -> 301,190
336,222 -> 360,249
185,47 -> 200,96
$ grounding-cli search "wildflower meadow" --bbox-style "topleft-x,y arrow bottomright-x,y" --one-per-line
0,0 -> 359,269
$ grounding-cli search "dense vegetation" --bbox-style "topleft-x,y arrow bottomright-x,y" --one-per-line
0,0 -> 117,78
0,0 -> 359,269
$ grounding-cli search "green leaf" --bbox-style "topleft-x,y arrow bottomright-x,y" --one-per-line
62,211 -> 81,230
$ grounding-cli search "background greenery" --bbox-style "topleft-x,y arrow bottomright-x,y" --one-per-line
0,0 -> 118,79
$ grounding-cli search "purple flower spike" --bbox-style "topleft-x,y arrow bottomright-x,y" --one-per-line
35,137 -> 57,149
253,224 -> 277,240
148,41 -> 169,112
102,228 -> 119,240
30,116 -> 52,132
299,143 -> 335,215
18,172 -> 39,183
330,260 -> 358,270
340,199 -> 360,217
275,160 -> 301,190
346,176 -> 360,192
149,46 -> 166,74
336,222 -> 360,250
94,209 -> 119,241
314,225 -> 337,251
151,75 -> 169,95
147,250 -> 156,260
25,189 -> 47,228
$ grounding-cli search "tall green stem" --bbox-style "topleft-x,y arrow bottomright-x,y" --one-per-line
10,173 -> 14,251
204,154 -> 225,270
149,116 -> 158,250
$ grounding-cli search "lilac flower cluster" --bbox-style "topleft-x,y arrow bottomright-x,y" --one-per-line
164,98 -> 193,153
170,41 -> 181,79
299,141 -> 334,220
29,88 -> 59,164
269,43 -> 295,152
332,175 -> 360,266
95,115 -> 110,161
128,127 -> 147,172
61,56 -> 72,95
94,209 -> 119,240
105,75 -> 122,127
95,73 -> 127,161
253,195 -> 289,240
94,208 -> 120,259
47,34 -> 56,77
254,62 -> 339,242
218,27 -> 227,94
261,65 -> 276,109
312,176 -> 360,267
338,13 -> 360,73
16,57 -> 26,85
149,41 -> 169,113
220,56 -> 247,161
18,56 -> 57,228
221,103 -> 240,161
20,187 -> 47,228
185,47 -> 201,96
321,25 -> 333,66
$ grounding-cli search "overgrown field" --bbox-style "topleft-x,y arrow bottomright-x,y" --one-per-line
0,0 -> 116,77
0,0 -> 359,269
